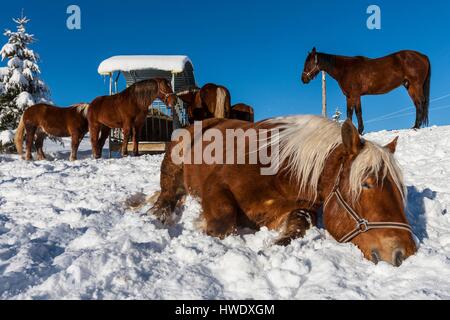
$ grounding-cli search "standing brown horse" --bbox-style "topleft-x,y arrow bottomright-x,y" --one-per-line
302,48 -> 431,134
14,103 -> 89,161
230,103 -> 255,122
87,78 -> 178,158
151,115 -> 416,266
177,83 -> 231,123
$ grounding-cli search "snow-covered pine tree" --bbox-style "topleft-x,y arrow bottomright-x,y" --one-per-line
332,107 -> 342,123
0,14 -> 50,130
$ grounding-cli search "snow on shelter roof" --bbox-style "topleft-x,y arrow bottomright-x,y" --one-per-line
97,55 -> 193,75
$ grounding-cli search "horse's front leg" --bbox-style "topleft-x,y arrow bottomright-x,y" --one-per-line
89,123 -> 101,159
275,209 -> 317,246
97,125 -> 110,158
121,126 -> 131,157
132,126 -> 139,157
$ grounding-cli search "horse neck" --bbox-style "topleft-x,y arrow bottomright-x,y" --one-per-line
127,87 -> 157,110
275,145 -> 346,207
317,53 -> 342,81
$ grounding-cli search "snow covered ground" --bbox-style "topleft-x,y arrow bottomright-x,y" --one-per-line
0,127 -> 450,300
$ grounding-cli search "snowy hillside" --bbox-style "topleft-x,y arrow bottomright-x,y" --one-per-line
0,126 -> 450,300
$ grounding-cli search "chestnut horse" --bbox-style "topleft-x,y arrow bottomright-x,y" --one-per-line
177,83 -> 231,123
230,103 -> 255,122
302,48 -> 431,134
14,103 -> 89,161
152,116 -> 416,266
87,78 -> 178,158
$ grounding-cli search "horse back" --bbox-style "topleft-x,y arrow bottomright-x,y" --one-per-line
23,103 -> 88,137
181,119 -> 275,197
88,94 -> 143,128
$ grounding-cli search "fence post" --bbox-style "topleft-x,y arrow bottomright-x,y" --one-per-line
322,71 -> 327,117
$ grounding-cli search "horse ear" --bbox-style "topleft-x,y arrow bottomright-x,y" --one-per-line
341,119 -> 363,155
384,136 -> 399,154
312,47 -> 316,53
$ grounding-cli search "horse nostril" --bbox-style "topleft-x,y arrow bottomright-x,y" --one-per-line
393,249 -> 405,267
371,249 -> 381,265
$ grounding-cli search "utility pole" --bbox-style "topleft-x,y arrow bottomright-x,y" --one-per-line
322,71 -> 327,117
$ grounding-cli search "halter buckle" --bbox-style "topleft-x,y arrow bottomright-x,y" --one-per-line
357,219 -> 369,233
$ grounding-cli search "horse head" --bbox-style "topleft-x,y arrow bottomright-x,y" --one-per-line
177,87 -> 202,123
322,120 -> 417,266
302,47 -> 321,84
155,78 -> 178,108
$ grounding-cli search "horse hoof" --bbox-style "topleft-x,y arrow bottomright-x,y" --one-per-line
274,236 -> 293,247
148,206 -> 174,226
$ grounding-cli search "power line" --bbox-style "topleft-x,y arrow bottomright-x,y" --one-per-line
364,92 -> 450,123
366,104 -> 450,124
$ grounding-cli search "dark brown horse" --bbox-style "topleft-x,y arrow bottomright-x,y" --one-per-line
152,115 -> 416,266
87,78 -> 178,158
230,103 -> 255,122
14,103 -> 89,161
302,48 -> 431,134
177,83 -> 231,123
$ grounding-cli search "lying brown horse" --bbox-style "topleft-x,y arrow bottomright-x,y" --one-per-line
152,115 -> 416,266
177,83 -> 231,123
15,103 -> 89,161
302,48 -> 431,134
230,103 -> 255,122
87,78 -> 178,158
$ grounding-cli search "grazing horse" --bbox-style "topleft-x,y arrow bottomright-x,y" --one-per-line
87,78 -> 178,158
14,103 -> 89,161
151,115 -> 416,266
177,83 -> 231,123
301,48 -> 431,134
230,103 -> 255,122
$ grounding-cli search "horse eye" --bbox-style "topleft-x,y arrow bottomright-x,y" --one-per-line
362,183 -> 373,190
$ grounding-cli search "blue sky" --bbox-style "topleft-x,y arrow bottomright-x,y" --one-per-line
1,0 -> 450,132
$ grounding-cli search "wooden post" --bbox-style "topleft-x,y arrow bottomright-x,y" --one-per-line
322,71 -> 327,117
108,73 -> 113,158
109,73 -> 113,96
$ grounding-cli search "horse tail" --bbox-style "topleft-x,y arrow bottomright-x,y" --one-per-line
421,57 -> 431,127
214,87 -> 227,119
76,103 -> 90,119
14,115 -> 25,159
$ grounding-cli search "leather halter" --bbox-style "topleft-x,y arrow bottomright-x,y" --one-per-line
323,165 -> 413,243
302,54 -> 320,81
156,80 -> 176,106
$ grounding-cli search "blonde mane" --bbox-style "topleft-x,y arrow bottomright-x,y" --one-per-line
264,115 -> 405,202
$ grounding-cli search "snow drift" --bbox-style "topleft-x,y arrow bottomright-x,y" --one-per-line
0,126 -> 449,300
